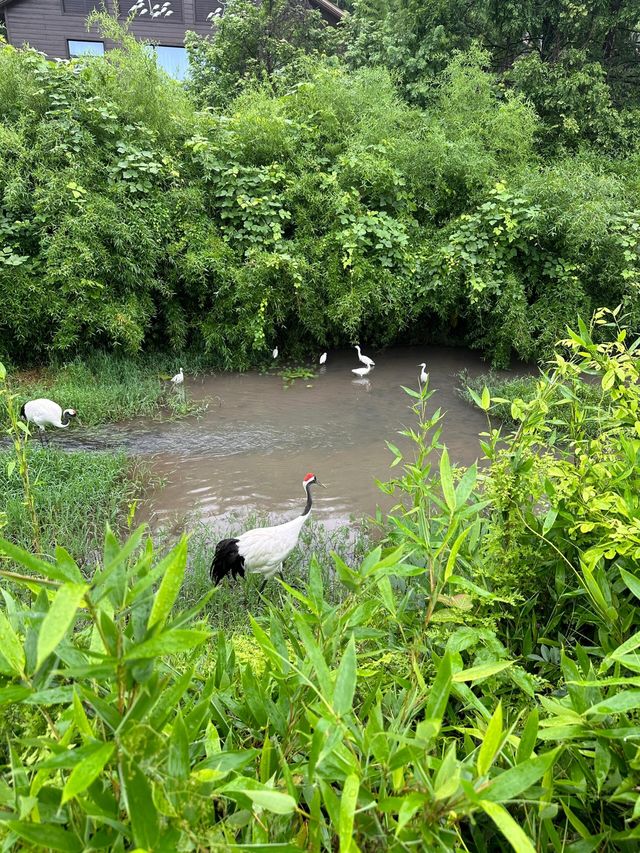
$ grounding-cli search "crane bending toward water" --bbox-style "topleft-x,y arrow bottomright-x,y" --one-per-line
210,473 -> 326,593
355,345 -> 375,369
21,399 -> 77,445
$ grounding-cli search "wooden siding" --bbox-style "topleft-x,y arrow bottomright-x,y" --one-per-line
4,0 -> 218,59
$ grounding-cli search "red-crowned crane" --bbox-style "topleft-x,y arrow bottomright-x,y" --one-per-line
355,345 -> 375,369
210,473 -> 325,593
21,399 -> 77,445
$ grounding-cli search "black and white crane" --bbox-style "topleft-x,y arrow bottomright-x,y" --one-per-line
355,345 -> 375,369
210,473 -> 325,592
21,399 -> 77,444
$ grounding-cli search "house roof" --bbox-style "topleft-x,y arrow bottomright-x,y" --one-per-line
309,0 -> 345,20
0,0 -> 345,16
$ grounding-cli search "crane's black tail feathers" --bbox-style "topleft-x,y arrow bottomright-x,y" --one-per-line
210,538 -> 245,585
19,404 -> 26,420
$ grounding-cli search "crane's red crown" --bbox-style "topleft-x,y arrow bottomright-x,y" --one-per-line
303,473 -> 316,483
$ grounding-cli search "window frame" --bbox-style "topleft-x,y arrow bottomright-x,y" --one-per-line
67,39 -> 105,59
149,43 -> 189,80
61,0 -> 103,16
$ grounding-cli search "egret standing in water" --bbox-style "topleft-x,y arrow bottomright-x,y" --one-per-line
352,365 -> 372,378
355,345 -> 375,369
419,362 -> 428,386
319,352 -> 327,365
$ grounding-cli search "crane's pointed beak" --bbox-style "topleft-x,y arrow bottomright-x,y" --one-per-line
316,479 -> 327,488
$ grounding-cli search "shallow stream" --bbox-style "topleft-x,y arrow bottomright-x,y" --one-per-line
49,346 -> 530,531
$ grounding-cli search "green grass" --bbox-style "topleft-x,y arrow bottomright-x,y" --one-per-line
176,515 -> 372,631
5,352 -> 206,427
0,447 -> 147,564
458,369 -> 603,425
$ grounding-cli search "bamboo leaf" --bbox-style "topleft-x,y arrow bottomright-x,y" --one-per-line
453,661 -> 513,683
61,742 -> 114,804
124,629 -> 210,660
333,635 -> 357,717
36,583 -> 87,670
0,609 -> 24,675
439,448 -> 456,513
147,537 -> 188,631
339,773 -> 359,852
479,801 -> 536,853
484,747 -> 560,802
477,701 -> 503,776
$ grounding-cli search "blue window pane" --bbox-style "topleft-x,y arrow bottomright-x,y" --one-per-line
68,40 -> 104,58
153,45 -> 189,80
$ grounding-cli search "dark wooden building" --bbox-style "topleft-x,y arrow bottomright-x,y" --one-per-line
0,0 -> 344,79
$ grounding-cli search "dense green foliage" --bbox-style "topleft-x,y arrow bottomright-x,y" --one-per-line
2,319 -> 640,847
2,7 -> 640,368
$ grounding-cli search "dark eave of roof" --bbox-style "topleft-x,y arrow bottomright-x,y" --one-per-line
0,0 -> 345,15
309,0 -> 345,20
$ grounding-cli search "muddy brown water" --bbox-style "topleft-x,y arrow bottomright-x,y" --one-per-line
43,346 -> 531,532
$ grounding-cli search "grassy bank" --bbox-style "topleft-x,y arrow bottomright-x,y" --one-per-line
4,352 -> 207,426
0,447 -> 146,563
459,368 -> 603,425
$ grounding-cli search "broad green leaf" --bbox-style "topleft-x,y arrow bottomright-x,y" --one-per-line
36,583 -> 87,670
452,661 -> 513,683
594,739 -> 611,794
0,609 -> 24,675
376,575 -> 396,615
124,628 -> 210,660
516,708 -> 538,763
62,742 -> 114,804
0,537 -> 82,585
7,822 -> 83,851
339,774 -> 359,853
333,635 -> 357,716
586,690 -> 640,716
123,762 -> 160,850
168,712 -> 189,780
72,690 -> 94,741
292,612 -> 332,696
439,448 -> 456,513
147,537 -> 188,631
423,652 -> 452,726
477,701 -> 503,776
620,567 -> 640,602
479,800 -> 536,853
481,386 -> 491,411
484,747 -> 560,802
222,778 -> 296,814
444,525 -> 472,582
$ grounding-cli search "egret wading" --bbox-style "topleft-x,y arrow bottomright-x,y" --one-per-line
210,473 -> 325,594
355,345 -> 375,369
352,365 -> 372,378
21,399 -> 77,445
419,362 -> 428,385
319,352 -> 327,365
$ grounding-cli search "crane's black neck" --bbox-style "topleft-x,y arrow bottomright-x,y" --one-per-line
61,411 -> 72,426
301,483 -> 313,516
